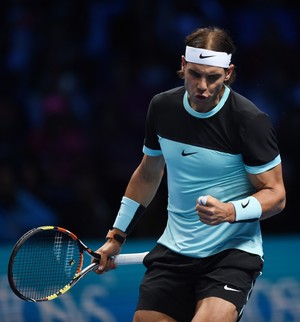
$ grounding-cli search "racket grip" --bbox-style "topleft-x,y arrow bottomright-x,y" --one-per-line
115,252 -> 148,265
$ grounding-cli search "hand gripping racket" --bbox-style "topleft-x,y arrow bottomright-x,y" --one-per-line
7,226 -> 148,302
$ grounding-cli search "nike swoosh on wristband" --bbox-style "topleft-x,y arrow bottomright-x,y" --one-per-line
241,199 -> 250,208
199,53 -> 215,59
224,285 -> 241,292
181,150 -> 198,156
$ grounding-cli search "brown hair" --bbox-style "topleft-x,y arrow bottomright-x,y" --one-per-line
177,26 -> 236,85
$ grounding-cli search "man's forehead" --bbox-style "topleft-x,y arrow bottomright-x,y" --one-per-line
186,61 -> 225,74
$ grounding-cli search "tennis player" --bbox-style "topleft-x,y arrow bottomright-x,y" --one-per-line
94,26 -> 286,322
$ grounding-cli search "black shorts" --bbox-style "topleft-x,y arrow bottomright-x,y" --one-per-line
136,244 -> 263,322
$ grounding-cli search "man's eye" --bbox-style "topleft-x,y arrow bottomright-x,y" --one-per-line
207,75 -> 220,82
189,70 -> 200,78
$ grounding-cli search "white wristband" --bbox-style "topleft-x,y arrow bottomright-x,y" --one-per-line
113,196 -> 145,234
230,196 -> 262,222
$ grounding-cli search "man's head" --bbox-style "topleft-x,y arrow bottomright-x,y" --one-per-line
177,26 -> 236,85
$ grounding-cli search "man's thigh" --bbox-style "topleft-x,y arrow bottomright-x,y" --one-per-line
193,297 -> 238,322
133,310 -> 177,322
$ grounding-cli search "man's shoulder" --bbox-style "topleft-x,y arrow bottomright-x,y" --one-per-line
152,86 -> 185,102
228,89 -> 273,132
229,88 -> 267,117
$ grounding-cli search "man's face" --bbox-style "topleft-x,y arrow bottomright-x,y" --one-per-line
182,57 -> 232,112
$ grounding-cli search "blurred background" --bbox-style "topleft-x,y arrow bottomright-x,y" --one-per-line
0,0 -> 299,242
1,1 -> 300,322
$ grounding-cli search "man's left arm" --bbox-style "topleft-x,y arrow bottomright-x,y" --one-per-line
249,163 -> 286,220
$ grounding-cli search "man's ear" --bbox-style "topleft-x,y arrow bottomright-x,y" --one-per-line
181,55 -> 187,69
225,64 -> 235,79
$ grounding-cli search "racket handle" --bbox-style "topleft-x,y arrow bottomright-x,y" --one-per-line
115,252 -> 148,265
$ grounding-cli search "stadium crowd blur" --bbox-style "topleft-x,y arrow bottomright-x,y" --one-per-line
0,0 -> 299,242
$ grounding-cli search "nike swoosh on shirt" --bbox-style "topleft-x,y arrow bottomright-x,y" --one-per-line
181,150 -> 198,156
224,285 -> 241,292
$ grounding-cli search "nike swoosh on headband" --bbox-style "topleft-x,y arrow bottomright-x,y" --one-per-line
199,53 -> 215,59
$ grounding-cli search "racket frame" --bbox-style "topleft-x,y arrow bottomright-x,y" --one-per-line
8,226 -> 147,302
8,226 -> 100,302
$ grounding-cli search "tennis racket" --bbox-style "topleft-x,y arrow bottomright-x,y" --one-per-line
7,226 -> 148,302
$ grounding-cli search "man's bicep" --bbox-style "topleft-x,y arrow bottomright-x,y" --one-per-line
248,164 -> 284,191
140,154 -> 165,181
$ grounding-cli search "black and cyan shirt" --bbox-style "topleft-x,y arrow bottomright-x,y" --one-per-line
143,86 -> 281,257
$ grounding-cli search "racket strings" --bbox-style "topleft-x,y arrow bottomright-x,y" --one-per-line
11,230 -> 82,300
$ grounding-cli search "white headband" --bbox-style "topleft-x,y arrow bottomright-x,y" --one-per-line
185,46 -> 232,68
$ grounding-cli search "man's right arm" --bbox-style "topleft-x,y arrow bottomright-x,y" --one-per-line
94,154 -> 165,274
